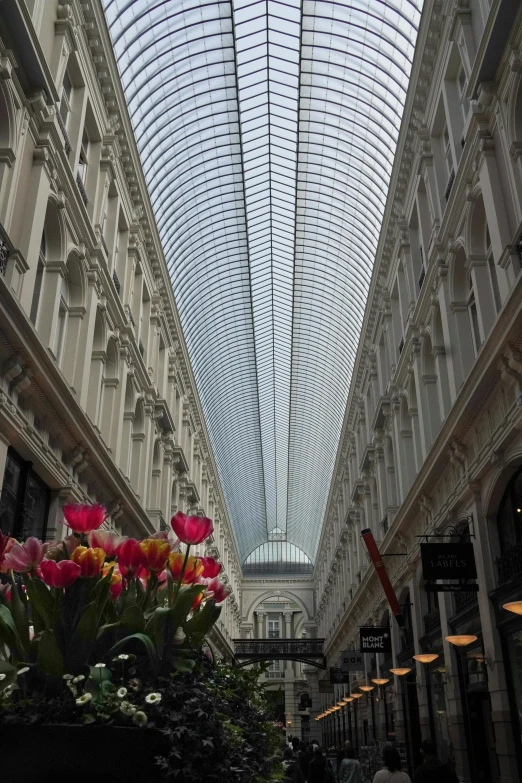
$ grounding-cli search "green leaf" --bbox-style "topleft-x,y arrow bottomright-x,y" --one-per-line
174,657 -> 196,673
107,633 -> 160,674
65,600 -> 100,673
9,578 -> 30,658
184,599 -> 221,643
37,629 -> 64,678
25,576 -> 53,629
0,604 -> 22,658
120,604 -> 145,633
0,660 -> 17,692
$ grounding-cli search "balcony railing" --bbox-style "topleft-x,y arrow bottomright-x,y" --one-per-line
496,541 -> 522,585
0,232 -> 9,276
112,270 -> 121,296
444,169 -> 455,201
423,607 -> 440,635
418,265 -> 426,291
56,111 -> 72,155
265,671 -> 285,679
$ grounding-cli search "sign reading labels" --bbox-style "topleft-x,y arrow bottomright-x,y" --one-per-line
359,627 -> 392,653
341,652 -> 364,673
420,543 -> 477,581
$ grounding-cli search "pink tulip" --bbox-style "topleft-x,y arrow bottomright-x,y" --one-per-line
0,583 -> 12,602
0,535 -> 16,573
4,537 -> 44,573
38,558 -> 81,588
170,512 -> 213,546
206,577 -> 231,603
88,530 -> 122,557
62,503 -> 107,534
200,556 -> 222,579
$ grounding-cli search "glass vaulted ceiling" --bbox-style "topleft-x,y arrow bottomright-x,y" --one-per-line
104,0 -> 422,565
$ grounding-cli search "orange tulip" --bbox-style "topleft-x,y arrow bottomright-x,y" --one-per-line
71,546 -> 106,578
103,563 -> 123,599
191,591 -> 205,611
168,552 -> 204,584
140,539 -> 170,573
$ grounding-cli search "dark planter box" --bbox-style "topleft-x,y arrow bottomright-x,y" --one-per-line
0,723 -> 167,782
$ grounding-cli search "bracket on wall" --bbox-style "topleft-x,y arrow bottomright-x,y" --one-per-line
417,514 -> 475,542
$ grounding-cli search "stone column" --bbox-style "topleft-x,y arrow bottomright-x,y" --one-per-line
256,611 -> 265,639
284,611 -> 293,675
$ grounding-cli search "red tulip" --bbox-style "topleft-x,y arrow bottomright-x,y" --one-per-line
116,538 -> 145,578
88,530 -> 122,557
206,577 -> 231,603
102,564 -> 123,599
39,558 -> 81,588
200,556 -> 222,579
62,503 -> 107,534
168,552 -> 204,584
140,539 -> 170,573
4,537 -> 44,573
170,512 -> 213,545
71,546 -> 106,578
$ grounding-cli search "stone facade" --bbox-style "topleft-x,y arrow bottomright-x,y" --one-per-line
0,0 -> 241,653
314,1 -> 522,781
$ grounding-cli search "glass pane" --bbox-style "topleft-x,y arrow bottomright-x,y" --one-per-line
0,453 -> 22,536
22,473 -> 49,539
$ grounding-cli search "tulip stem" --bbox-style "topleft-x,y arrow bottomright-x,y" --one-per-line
174,545 -> 191,597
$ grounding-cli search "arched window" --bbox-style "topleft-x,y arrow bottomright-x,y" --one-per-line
30,232 -> 45,325
54,275 -> 69,365
467,273 -> 481,355
496,466 -> 522,556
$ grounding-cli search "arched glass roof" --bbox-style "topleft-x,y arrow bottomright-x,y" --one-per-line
103,0 -> 422,565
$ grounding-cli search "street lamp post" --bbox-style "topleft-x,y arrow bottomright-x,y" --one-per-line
413,653 -> 439,747
445,635 -> 478,783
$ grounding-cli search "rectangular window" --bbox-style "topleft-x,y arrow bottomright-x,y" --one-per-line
0,448 -> 50,539
59,71 -> 72,127
443,127 -> 453,179
457,65 -> 470,123
77,130 -> 89,184
268,620 -> 280,638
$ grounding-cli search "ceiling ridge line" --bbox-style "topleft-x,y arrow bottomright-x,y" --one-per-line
229,0 -> 271,550
283,0 -> 304,556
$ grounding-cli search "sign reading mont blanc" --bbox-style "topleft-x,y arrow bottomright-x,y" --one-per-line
359,627 -> 392,653
341,651 -> 364,672
420,543 -> 477,581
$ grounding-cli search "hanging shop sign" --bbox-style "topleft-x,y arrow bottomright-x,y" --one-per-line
340,651 -> 364,672
420,542 -> 477,580
359,626 -> 392,653
361,529 -> 405,628
425,583 -> 479,593
329,668 -> 352,684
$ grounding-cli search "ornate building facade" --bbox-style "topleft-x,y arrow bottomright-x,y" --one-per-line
0,0 -> 241,654
314,1 -> 522,781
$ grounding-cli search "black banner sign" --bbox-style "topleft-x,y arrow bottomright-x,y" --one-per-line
425,583 -> 479,593
329,668 -> 352,684
341,652 -> 364,672
421,543 -> 477,580
359,627 -> 392,653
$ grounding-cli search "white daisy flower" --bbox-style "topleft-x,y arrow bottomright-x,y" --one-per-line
117,687 -> 127,698
93,663 -> 106,668
145,692 -> 161,705
132,711 -> 148,726
120,701 -> 136,716
76,693 -> 92,705
72,675 -> 85,683
117,654 -> 130,660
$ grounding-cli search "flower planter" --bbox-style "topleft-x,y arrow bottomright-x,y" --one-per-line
0,724 -> 167,783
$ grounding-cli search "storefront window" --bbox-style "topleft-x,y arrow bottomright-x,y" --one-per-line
0,449 -> 50,539
497,466 -> 522,553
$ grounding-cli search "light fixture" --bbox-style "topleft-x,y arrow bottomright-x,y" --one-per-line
351,692 -> 363,699
503,601 -> 522,615
337,701 -> 345,706
343,697 -> 354,703
359,685 -> 374,692
390,668 -> 411,676
445,635 -> 478,647
372,678 -> 390,685
413,653 -> 439,664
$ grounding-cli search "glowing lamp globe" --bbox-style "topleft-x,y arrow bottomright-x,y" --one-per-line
372,678 -> 390,685
359,685 -> 374,692
390,668 -> 411,676
445,635 -> 478,647
343,697 -> 354,703
503,601 -> 522,615
413,654 -> 439,664
351,693 -> 363,699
